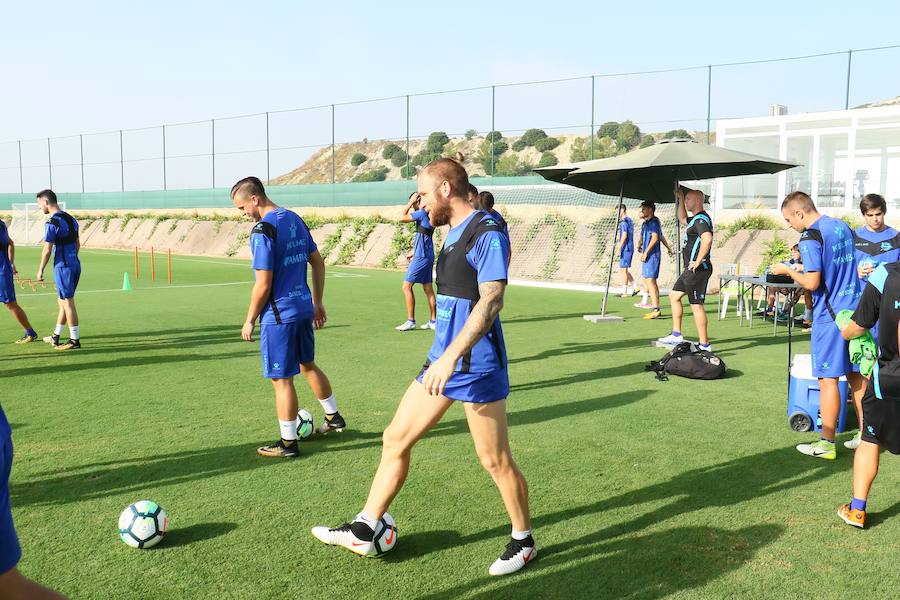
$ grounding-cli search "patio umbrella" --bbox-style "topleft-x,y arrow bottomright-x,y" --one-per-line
534,138 -> 797,321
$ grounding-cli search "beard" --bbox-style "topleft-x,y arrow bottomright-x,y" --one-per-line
427,199 -> 452,227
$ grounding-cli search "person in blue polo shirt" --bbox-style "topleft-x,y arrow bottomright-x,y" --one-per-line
312,158 -> 535,577
396,191 -> 437,331
847,193 -> 900,449
772,191 -> 864,460
35,190 -> 81,351
233,177 -> 346,458
0,221 -> 39,344
616,205 -> 636,297
0,406 -> 68,598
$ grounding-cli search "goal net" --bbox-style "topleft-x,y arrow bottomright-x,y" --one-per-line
476,183 -> 692,292
10,202 -> 67,245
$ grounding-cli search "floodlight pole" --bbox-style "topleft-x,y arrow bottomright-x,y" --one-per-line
844,50 -> 853,110
17,141 -> 23,193
405,95 -> 410,180
212,119 -> 216,188
706,65 -> 712,144
162,125 -> 167,191
590,76 -> 595,160
47,138 -> 52,189
600,180 -> 626,317
490,86 -> 495,177
79,134 -> 85,193
331,104 -> 336,184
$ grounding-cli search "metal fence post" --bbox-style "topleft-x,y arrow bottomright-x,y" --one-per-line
405,95 -> 410,180
47,138 -> 52,189
265,112 -> 270,184
490,86 -> 495,177
706,65 -> 712,144
80,134 -> 85,193
590,75 -> 595,160
162,125 -> 167,191
17,141 -> 23,193
845,50 -> 853,110
212,119 -> 216,188
119,130 -> 125,191
331,104 -> 336,184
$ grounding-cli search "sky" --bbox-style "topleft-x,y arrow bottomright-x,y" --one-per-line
1,0 -> 898,192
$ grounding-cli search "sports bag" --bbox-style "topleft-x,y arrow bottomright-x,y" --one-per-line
645,342 -> 727,381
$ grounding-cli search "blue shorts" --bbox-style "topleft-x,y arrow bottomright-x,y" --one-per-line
416,364 -> 509,403
811,320 -> 851,378
0,423 -> 21,575
405,256 -> 433,284
642,256 -> 661,279
54,264 -> 80,300
619,252 -> 633,268
260,319 -> 315,379
0,270 -> 15,304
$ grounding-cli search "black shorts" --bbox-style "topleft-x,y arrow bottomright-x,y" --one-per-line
861,377 -> 900,455
672,268 -> 712,304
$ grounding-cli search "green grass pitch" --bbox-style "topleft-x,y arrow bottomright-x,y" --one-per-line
3,246 -> 898,599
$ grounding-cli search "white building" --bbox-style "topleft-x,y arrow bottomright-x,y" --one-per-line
714,104 -> 900,219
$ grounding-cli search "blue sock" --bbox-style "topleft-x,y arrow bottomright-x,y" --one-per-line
850,497 -> 867,511
25,328 -> 36,337
672,331 -> 682,337
821,437 -> 834,444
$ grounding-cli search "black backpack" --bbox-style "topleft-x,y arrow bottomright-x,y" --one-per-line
646,342 -> 727,381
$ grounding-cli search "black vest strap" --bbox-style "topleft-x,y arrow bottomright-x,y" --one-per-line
801,228 -> 837,320
49,212 -> 78,267
416,223 -> 434,236
435,214 -> 502,302
252,221 -> 282,324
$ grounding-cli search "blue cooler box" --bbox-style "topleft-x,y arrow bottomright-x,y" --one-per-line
787,354 -> 851,433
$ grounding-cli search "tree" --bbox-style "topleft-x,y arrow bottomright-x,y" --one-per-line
464,129 -> 478,140
534,137 -> 561,152
426,131 -> 450,153
538,152 -> 558,168
400,164 -> 417,178
485,130 -> 504,144
390,149 -> 409,167
350,153 -> 367,167
597,121 -> 620,140
616,121 -> 641,151
569,137 -> 591,162
663,129 -> 693,140
494,154 -> 533,177
520,128 -> 548,146
476,133 -> 509,175
596,137 -> 618,158
382,144 -> 402,160
511,139 -> 527,152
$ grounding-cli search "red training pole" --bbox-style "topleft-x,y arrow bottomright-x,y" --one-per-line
151,247 -> 156,281
134,247 -> 139,280
167,248 -> 172,284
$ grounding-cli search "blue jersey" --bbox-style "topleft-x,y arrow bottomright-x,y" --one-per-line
44,211 -> 79,267
250,207 -> 318,325
853,225 -> 900,281
799,215 -> 861,324
429,211 -> 510,373
410,209 -> 435,260
0,221 -> 11,273
488,209 -> 509,233
619,216 -> 634,254
641,217 -> 662,258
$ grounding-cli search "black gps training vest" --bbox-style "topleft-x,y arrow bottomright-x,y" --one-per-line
48,212 -> 79,267
416,222 -> 435,236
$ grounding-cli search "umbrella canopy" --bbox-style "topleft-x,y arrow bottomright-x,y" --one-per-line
534,138 -> 796,202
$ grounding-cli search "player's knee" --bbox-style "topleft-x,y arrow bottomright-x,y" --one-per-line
381,425 -> 412,456
299,362 -> 318,375
402,281 -> 413,291
476,448 -> 511,475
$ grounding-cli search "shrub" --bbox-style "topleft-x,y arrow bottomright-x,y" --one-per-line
717,213 -> 782,247
390,149 -> 409,167
511,139 -> 527,152
520,128 -> 548,146
382,144 -> 402,160
663,129 -> 693,140
350,153 -> 367,167
639,135 -> 655,148
538,152 -> 558,168
569,137 -> 591,162
757,236 -> 791,274
426,131 -> 450,153
597,121 -> 620,139
616,121 -> 641,151
464,129 -> 478,140
400,164 -> 417,178
494,154 -> 533,177
352,166 -> 389,182
485,131 -> 504,144
534,137 -> 560,152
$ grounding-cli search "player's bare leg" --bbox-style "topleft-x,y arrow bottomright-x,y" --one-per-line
301,361 -> 345,434
257,377 -> 300,458
422,282 -> 437,324
54,299 -> 80,350
44,299 -> 67,346
0,567 -> 68,600
839,441 -> 883,528
689,303 -> 709,345
6,302 -> 37,343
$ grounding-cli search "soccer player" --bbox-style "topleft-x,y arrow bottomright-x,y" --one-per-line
396,192 -> 437,331
233,177 -> 345,458
837,262 -> 900,528
474,191 -> 508,233
847,193 -> 900,449
312,158 -> 536,576
35,190 -> 81,350
635,201 -> 672,315
466,182 -> 479,206
1,407 -> 68,599
616,205 -> 635,297
771,191 -> 863,460
0,222 -> 39,344
658,188 -> 713,349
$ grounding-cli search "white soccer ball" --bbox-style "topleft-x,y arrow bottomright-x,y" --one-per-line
372,512 -> 397,556
118,500 -> 167,549
297,409 -> 314,440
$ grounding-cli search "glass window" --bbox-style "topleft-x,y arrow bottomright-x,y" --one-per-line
817,134 -> 849,208
785,135 -> 813,197
722,135 -> 780,209
854,127 -> 900,206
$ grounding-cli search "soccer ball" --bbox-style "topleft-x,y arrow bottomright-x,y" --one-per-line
297,409 -> 314,440
118,500 -> 167,549
372,512 -> 397,556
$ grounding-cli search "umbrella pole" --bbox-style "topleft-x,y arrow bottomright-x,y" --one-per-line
600,181 -> 626,317
674,178 -> 682,274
